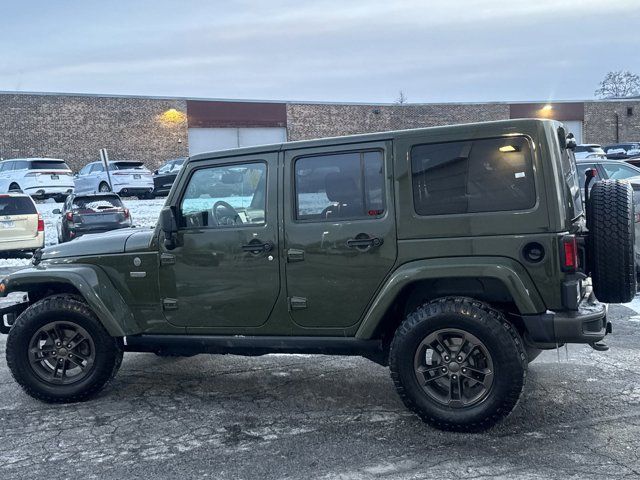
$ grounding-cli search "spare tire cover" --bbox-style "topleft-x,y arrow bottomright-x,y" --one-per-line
587,179 -> 636,303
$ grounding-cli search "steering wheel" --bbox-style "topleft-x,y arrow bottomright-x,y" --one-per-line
212,200 -> 243,226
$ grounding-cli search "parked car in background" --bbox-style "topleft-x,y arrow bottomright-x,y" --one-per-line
0,193 -> 44,257
0,158 -> 74,201
74,161 -> 154,199
603,143 -> 640,162
576,158 -> 640,269
152,157 -> 186,197
576,158 -> 640,182
53,193 -> 132,243
574,144 -> 607,160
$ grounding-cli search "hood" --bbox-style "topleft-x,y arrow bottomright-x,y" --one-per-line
41,228 -> 154,260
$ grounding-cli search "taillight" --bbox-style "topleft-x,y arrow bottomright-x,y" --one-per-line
65,212 -> 74,222
561,235 -> 578,271
123,208 -> 130,220
37,214 -> 45,232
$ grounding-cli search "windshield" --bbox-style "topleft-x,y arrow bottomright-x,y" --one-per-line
575,145 -> 605,154
72,195 -> 123,211
0,196 -> 37,215
111,162 -> 146,171
29,160 -> 71,171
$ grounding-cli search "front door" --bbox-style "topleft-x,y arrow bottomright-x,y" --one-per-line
159,154 -> 280,329
283,142 -> 397,329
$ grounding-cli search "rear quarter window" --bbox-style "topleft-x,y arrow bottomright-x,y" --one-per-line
411,136 -> 535,216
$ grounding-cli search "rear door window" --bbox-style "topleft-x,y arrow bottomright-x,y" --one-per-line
0,196 -> 37,215
294,150 -> 385,221
411,136 -> 535,215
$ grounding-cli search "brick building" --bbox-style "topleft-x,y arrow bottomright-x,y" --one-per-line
1,91 -> 638,171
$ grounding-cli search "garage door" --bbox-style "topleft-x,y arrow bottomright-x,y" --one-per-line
563,121 -> 583,144
188,127 -> 287,155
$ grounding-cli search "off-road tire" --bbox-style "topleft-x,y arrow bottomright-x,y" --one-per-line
389,297 -> 527,432
587,180 -> 636,303
6,294 -> 123,403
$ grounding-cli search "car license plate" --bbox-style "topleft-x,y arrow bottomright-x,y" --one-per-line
50,174 -> 59,180
1,221 -> 15,229
134,174 -> 141,179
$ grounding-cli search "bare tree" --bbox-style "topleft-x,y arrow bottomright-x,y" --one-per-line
395,90 -> 408,104
595,70 -> 640,98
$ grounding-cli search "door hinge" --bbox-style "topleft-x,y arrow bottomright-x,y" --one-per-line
160,253 -> 175,265
286,248 -> 305,262
162,298 -> 178,310
288,296 -> 308,310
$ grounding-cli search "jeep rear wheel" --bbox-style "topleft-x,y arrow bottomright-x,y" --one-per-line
389,297 -> 526,432
6,294 -> 123,403
587,179 -> 636,303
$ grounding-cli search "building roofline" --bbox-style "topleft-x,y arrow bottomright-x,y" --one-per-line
1,89 -> 639,106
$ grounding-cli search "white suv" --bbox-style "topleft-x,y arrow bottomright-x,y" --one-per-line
0,193 -> 45,256
74,161 -> 154,198
0,158 -> 74,201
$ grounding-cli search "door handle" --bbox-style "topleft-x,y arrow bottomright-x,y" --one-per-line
241,241 -> 274,254
346,236 -> 383,249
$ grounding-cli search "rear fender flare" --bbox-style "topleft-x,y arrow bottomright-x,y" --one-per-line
355,257 -> 545,339
2,265 -> 138,337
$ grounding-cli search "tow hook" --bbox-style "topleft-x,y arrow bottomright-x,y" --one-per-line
589,321 -> 612,351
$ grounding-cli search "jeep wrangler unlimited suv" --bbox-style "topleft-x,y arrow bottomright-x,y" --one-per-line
0,119 -> 635,432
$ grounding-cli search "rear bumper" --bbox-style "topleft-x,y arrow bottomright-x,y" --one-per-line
69,224 -> 131,239
0,233 -> 44,253
522,295 -> 609,345
115,187 -> 153,196
24,186 -> 74,199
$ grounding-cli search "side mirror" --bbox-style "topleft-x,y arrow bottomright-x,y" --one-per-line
73,173 -> 79,178
52,208 -> 61,215
159,207 -> 178,249
154,169 -> 159,175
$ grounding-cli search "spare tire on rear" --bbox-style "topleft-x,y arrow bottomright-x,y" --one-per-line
587,179 -> 636,303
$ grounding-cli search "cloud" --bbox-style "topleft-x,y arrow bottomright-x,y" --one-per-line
1,0 -> 639,102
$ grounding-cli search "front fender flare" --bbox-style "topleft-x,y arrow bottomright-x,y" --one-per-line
355,256 -> 545,339
2,264 -> 139,337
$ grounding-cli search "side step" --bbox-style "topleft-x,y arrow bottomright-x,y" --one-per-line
124,334 -> 385,362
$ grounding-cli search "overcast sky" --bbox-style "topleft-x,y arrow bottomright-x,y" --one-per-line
1,0 -> 639,103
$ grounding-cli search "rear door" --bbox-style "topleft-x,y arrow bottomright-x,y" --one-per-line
0,196 -> 38,241
283,141 -> 397,329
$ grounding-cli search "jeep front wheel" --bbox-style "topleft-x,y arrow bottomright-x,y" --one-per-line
389,297 -> 526,432
6,294 -> 123,403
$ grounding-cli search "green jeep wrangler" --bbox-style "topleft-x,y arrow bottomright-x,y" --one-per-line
0,119 -> 635,432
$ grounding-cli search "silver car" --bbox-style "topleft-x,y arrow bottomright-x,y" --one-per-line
74,161 -> 154,199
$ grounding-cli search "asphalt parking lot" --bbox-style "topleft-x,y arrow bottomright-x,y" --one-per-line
0,300 -> 639,479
